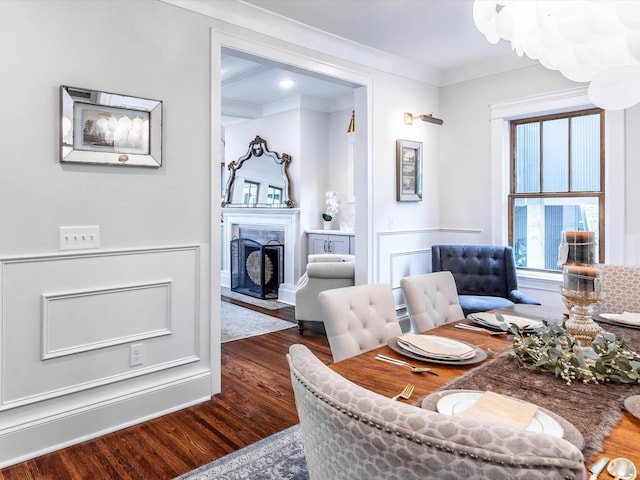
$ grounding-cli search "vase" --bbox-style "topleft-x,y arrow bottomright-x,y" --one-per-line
323,220 -> 332,230
558,231 -> 602,345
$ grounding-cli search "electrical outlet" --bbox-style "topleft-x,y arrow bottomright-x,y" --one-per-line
129,343 -> 144,367
59,226 -> 100,250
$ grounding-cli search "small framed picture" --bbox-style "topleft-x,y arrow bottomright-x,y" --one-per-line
60,85 -> 162,167
396,139 -> 423,201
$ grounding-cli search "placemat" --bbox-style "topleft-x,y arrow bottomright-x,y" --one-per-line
421,389 -> 585,450
427,324 -> 640,461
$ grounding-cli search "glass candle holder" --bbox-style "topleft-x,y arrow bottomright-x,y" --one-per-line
558,231 -> 602,345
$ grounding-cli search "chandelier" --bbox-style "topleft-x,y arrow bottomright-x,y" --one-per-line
473,1 -> 640,110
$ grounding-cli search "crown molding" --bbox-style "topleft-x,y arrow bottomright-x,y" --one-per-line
160,0 -> 442,85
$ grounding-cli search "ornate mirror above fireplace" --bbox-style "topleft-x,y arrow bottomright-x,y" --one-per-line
222,135 -> 295,208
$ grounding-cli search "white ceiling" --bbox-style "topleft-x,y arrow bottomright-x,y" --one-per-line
241,0 -> 527,75
222,0 -> 536,124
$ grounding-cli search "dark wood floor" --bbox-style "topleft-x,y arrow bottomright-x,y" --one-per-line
0,298 -> 331,480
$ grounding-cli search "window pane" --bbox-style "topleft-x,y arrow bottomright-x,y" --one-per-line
242,181 -> 259,205
571,114 -> 600,191
514,123 -> 540,193
541,118 -> 568,192
512,197 -> 599,270
267,185 -> 282,205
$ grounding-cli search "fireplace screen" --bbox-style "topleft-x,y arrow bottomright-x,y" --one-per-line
230,238 -> 284,299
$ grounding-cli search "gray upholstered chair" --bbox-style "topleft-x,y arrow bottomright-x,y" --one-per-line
294,254 -> 355,334
318,283 -> 401,362
598,263 -> 640,313
287,344 -> 586,480
400,271 -> 464,332
431,244 -> 541,316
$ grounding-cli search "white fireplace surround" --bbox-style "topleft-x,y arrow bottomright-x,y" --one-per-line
221,208 -> 301,304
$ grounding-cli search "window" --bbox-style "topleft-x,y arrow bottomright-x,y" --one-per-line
266,185 -> 283,205
242,180 -> 259,206
508,108 -> 604,271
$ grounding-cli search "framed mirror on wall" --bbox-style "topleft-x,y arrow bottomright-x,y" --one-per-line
221,135 -> 295,208
60,85 -> 162,167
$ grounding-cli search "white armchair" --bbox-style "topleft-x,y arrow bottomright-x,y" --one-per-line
294,254 -> 355,334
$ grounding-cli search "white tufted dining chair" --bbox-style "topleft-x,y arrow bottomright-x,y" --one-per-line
598,263 -> 640,313
400,271 -> 464,332
287,344 -> 586,480
318,283 -> 401,362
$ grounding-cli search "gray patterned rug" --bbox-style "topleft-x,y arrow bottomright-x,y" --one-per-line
221,302 -> 294,342
174,425 -> 308,479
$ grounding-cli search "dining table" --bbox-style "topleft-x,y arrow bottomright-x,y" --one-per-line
328,304 -> 640,477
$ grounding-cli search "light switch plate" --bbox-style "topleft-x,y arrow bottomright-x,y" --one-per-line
59,226 -> 100,250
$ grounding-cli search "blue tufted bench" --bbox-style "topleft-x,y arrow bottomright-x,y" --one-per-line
431,244 -> 541,316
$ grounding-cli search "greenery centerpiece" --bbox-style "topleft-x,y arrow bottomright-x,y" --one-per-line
511,323 -> 640,385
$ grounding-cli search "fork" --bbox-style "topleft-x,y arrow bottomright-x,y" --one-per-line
391,383 -> 415,401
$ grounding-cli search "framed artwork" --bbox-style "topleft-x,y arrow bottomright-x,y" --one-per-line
396,139 -> 423,201
60,85 -> 162,167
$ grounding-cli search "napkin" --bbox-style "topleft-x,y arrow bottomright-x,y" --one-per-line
612,312 -> 640,326
397,334 -> 475,358
472,312 -> 543,330
456,392 -> 538,430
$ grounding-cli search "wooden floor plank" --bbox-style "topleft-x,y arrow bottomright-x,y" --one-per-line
0,300 -> 330,480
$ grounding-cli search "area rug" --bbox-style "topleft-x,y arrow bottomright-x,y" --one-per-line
174,425 -> 308,480
221,302 -> 294,342
432,344 -> 640,461
221,287 -> 289,310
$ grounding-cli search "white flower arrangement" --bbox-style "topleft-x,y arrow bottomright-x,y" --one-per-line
322,191 -> 339,222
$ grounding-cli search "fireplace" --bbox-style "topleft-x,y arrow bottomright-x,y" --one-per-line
230,238 -> 284,299
221,208 -> 300,304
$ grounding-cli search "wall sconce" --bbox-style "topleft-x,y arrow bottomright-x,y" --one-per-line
347,110 -> 355,133
403,112 -> 443,126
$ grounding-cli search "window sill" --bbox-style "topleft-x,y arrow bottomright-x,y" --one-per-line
517,269 -> 562,283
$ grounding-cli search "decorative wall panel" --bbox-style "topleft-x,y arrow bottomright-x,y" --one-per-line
41,281 -> 172,359
0,246 -> 200,408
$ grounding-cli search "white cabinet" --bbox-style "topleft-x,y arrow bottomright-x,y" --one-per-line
307,231 -> 355,255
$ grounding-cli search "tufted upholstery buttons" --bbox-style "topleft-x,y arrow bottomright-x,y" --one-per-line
431,244 -> 540,316
400,272 -> 464,332
318,283 -> 402,362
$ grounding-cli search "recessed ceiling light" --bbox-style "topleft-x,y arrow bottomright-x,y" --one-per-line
279,79 -> 295,89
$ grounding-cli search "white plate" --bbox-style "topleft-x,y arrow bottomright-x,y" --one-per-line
599,312 -> 640,326
436,392 -> 564,438
396,335 -> 476,360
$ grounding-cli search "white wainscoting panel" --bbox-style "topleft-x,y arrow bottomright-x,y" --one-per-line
42,281 -> 172,360
389,249 -> 430,289
1,246 -> 201,408
0,245 -> 211,467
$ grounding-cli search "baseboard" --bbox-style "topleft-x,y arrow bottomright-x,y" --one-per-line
276,283 -> 295,305
0,371 -> 212,468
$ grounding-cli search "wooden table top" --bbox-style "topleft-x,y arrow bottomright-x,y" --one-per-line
328,306 -> 640,475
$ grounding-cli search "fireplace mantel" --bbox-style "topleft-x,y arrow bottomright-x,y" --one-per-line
221,208 -> 301,304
